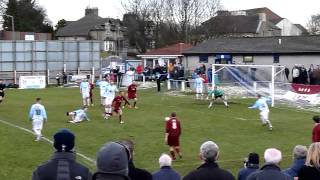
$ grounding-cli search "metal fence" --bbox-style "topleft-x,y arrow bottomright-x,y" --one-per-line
0,40 -> 102,84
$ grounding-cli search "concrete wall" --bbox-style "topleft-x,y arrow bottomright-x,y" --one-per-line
276,19 -> 302,36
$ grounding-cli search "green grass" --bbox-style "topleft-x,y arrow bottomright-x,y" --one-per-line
0,87 -> 314,179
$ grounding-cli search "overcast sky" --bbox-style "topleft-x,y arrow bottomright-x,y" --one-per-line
38,0 -> 320,27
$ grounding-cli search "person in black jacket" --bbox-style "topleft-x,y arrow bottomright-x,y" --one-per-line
32,129 -> 92,180
119,140 -> 153,180
247,148 -> 291,180
183,141 -> 235,180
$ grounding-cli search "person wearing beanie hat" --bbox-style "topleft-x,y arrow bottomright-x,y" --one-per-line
153,154 -> 181,180
32,129 -> 92,180
283,145 -> 307,178
92,142 -> 130,180
237,153 -> 260,180
183,141 -> 235,180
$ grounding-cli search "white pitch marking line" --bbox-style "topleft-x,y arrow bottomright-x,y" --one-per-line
0,119 -> 96,165
235,117 -> 248,121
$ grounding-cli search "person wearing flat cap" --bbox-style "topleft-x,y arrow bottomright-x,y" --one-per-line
32,128 -> 92,180
92,142 -> 131,180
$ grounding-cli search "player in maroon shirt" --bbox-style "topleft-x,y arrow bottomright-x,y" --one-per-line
127,81 -> 138,109
312,116 -> 320,142
112,91 -> 130,124
165,112 -> 182,160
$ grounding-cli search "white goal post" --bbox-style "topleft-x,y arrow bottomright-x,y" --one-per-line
211,64 -> 286,107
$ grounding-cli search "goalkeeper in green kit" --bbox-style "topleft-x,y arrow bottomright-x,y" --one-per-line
207,86 -> 229,108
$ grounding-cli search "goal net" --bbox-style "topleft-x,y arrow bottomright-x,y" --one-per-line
210,64 -> 320,111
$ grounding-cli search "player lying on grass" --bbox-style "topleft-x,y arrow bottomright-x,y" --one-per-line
248,94 -> 273,131
107,91 -> 130,124
207,86 -> 229,108
66,106 -> 89,123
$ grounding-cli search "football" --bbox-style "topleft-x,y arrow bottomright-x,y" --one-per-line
165,117 -> 170,121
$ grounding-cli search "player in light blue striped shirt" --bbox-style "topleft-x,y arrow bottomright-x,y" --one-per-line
29,97 -> 47,141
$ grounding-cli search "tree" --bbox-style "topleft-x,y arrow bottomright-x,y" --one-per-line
55,19 -> 67,32
307,14 -> 320,35
2,0 -> 53,33
121,0 -> 222,50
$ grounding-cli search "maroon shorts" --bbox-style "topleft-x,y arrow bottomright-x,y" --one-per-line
113,108 -> 122,114
168,136 -> 180,146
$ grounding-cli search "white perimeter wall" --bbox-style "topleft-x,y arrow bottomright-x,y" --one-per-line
184,55 -> 320,71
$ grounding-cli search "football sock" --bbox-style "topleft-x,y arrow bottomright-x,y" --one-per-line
134,101 -> 137,107
170,150 -> 176,160
224,101 -> 228,106
119,115 -> 122,123
0,100 -> 2,103
175,148 -> 182,158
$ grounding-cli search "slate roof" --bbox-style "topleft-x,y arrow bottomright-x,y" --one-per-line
140,43 -> 193,56
183,36 -> 320,55
56,14 -> 120,37
201,15 -> 280,35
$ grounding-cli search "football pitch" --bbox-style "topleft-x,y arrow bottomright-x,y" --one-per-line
0,87 -> 314,179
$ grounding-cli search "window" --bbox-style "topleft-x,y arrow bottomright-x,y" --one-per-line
243,56 -> 254,63
273,54 -> 280,63
199,55 -> 208,63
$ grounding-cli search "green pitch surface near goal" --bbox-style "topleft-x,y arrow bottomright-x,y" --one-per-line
0,87 -> 313,179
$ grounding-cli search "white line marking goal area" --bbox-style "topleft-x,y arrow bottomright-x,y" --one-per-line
0,119 -> 96,166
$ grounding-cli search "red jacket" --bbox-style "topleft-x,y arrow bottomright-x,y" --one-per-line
312,123 -> 320,142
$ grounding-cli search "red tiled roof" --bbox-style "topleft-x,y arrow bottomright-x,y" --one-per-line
141,43 -> 193,56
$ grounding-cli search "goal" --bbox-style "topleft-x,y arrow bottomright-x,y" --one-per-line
211,64 -> 288,107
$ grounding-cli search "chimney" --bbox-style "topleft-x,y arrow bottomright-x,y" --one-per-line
85,7 -> 99,16
258,13 -> 267,22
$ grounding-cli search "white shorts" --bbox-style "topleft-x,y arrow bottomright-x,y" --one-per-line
105,97 -> 114,106
196,87 -> 203,94
82,92 -> 90,99
260,111 -> 269,121
32,119 -> 44,131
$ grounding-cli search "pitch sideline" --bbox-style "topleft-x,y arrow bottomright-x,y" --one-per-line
0,119 -> 96,166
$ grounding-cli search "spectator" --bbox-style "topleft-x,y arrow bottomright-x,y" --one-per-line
237,153 -> 260,180
32,129 -> 92,180
298,142 -> 320,180
62,72 -> 67,84
312,115 -> 320,143
92,142 -> 130,180
309,64 -> 316,85
56,73 -> 61,86
292,65 -> 300,84
153,154 -> 181,180
119,140 -> 153,180
247,148 -> 291,180
183,141 -> 235,180
283,145 -> 307,178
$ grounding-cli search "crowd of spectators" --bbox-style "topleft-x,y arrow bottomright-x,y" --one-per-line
32,126 -> 320,180
291,64 -> 320,85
